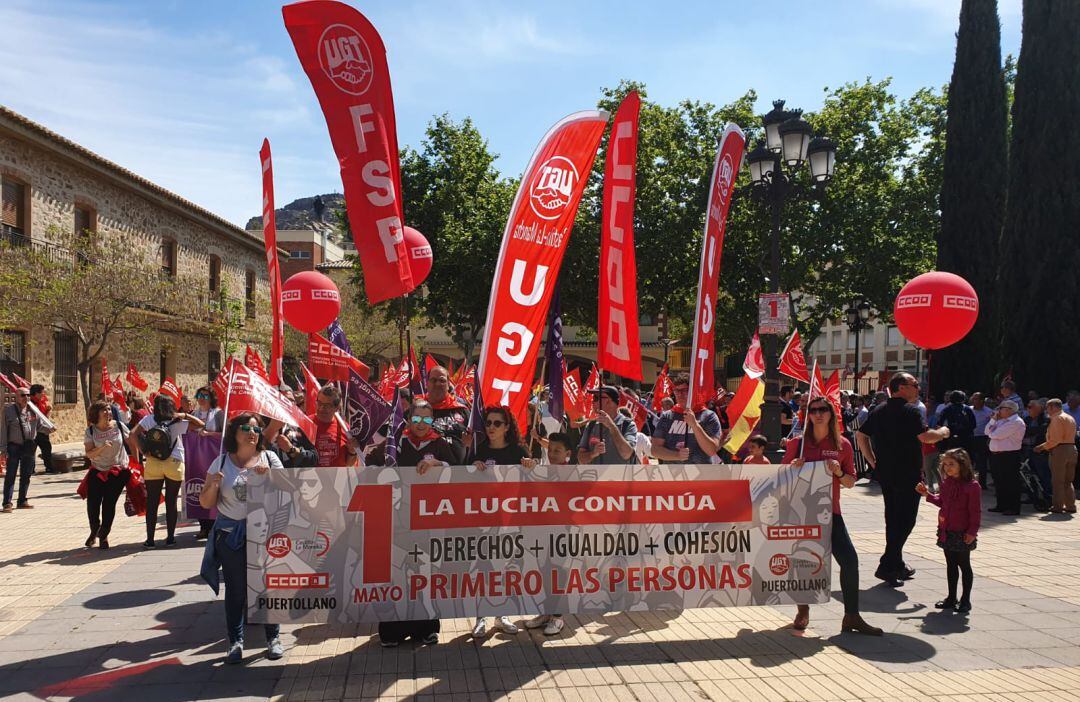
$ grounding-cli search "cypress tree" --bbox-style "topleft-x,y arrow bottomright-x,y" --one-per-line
999,0 -> 1080,395
932,0 -> 1008,397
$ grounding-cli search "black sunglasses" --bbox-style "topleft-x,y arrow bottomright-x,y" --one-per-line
485,419 -> 506,428
238,424 -> 263,434
808,406 -> 831,415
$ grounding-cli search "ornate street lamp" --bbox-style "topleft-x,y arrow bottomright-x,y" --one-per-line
743,100 -> 838,451
845,297 -> 873,393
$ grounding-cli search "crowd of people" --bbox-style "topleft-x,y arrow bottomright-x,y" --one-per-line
2,363 -> 1077,664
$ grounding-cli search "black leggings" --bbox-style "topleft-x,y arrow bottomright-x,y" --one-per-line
87,469 -> 129,538
945,549 -> 974,603
145,478 -> 181,540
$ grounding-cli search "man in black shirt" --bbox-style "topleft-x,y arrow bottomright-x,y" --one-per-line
856,373 -> 950,587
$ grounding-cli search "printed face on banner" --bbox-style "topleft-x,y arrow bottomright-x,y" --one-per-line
319,24 -> 374,95
529,157 -> 579,221
245,462 -> 833,625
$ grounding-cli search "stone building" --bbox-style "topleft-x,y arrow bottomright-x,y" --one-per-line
0,106 -> 280,443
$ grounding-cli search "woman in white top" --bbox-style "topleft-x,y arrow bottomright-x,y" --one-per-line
83,401 -> 132,550
199,413 -> 284,664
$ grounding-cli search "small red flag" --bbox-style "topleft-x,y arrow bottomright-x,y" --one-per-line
126,363 -> 148,392
158,377 -> 181,405
245,346 -> 270,383
779,330 -> 810,384
650,364 -> 673,413
101,360 -> 113,398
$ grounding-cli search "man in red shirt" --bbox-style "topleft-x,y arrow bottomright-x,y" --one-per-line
308,385 -> 359,467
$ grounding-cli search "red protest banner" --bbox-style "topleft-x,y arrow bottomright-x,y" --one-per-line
308,333 -> 371,381
779,330 -> 810,383
213,358 -> 316,441
126,363 -> 148,392
283,1 -> 415,304
688,124 -> 745,409
245,346 -> 271,383
598,91 -> 642,380
476,110 -> 607,428
260,139 -> 284,385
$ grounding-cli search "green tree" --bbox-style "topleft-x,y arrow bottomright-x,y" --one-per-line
932,0 -> 1008,394
0,227 -> 210,407
398,115 -> 517,362
999,0 -> 1080,393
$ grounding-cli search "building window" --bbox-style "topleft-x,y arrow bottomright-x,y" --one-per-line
831,330 -> 843,351
74,205 -> 95,237
209,255 -> 221,295
887,326 -> 902,347
245,269 -> 256,320
0,330 -> 26,406
1,178 -> 28,244
289,250 -> 312,259
160,238 -> 177,277
53,331 -> 78,404
208,349 -> 221,383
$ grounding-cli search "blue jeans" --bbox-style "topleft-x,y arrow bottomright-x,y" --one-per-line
832,514 -> 860,614
215,530 -> 280,645
4,443 -> 35,506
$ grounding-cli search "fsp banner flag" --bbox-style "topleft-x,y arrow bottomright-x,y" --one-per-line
260,139 -> 285,385
688,123 -> 745,409
283,1 -> 415,303
245,462 -> 832,624
598,91 -> 642,380
477,110 -> 608,428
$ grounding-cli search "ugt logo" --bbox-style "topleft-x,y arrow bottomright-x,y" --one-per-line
717,153 -> 735,199
529,156 -> 579,221
319,24 -> 374,95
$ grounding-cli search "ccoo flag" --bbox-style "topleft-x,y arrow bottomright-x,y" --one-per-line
598,91 -> 642,380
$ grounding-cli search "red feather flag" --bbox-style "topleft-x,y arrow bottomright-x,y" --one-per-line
283,0 -> 416,303
598,91 -> 642,380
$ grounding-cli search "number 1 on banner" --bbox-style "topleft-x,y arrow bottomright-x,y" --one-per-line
346,485 -> 392,583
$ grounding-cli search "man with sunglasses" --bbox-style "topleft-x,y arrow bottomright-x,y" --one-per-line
420,366 -> 469,464
577,386 -> 637,465
651,373 -> 724,465
857,373 -> 951,587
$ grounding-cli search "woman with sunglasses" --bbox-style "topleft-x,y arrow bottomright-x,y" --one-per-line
376,399 -> 457,647
199,413 -> 285,664
470,406 -> 536,638
784,397 -> 882,636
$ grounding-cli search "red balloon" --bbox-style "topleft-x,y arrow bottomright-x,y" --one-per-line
403,226 -> 433,287
281,271 -> 341,334
893,271 -> 979,349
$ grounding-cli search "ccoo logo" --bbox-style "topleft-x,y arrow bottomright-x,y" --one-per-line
318,24 -> 374,96
529,156 -> 579,221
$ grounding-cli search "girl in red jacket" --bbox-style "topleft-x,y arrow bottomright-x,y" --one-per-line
916,448 -> 980,613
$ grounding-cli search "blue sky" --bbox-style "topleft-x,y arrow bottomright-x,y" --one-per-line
0,0 -> 1021,227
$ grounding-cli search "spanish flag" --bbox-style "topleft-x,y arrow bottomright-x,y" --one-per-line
723,375 -> 765,454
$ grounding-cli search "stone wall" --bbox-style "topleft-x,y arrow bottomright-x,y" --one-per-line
1,122 -> 277,444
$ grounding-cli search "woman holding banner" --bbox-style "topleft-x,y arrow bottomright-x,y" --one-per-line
198,413 -> 284,664
377,399 -> 456,647
784,397 -> 883,636
192,385 -> 223,540
471,406 -> 536,638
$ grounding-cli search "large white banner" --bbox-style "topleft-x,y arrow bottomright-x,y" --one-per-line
244,463 -> 833,624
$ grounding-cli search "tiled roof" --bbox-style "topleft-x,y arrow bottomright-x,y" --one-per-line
0,105 -> 268,254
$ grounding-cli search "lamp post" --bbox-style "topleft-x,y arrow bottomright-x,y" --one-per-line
744,100 -> 837,449
660,337 -> 675,366
845,297 -> 872,394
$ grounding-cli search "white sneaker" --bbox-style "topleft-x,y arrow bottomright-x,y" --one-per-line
543,617 -> 565,636
524,615 -> 550,630
497,616 -> 520,634
472,618 -> 487,638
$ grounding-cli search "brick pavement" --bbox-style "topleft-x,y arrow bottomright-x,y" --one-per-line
1,469 -> 1080,701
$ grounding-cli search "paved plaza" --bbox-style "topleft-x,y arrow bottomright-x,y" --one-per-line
1,467 -> 1080,701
